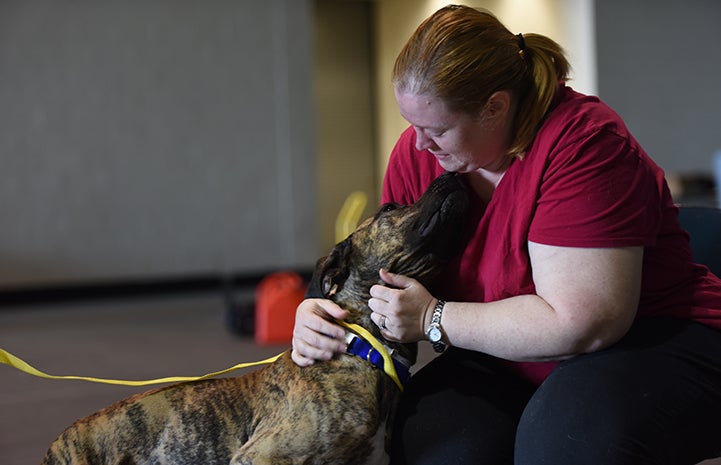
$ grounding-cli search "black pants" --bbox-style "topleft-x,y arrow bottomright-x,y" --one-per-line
390,319 -> 721,465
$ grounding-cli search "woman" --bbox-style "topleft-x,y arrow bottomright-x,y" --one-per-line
292,5 -> 721,464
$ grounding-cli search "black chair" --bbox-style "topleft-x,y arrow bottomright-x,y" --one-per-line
677,205 -> 721,276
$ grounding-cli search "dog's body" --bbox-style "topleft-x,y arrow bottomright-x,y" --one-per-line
42,172 -> 469,465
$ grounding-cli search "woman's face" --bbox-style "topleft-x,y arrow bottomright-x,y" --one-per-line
394,87 -> 509,173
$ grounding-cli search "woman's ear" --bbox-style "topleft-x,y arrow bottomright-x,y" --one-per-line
482,91 -> 512,121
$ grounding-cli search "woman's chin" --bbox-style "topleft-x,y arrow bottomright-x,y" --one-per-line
433,154 -> 457,171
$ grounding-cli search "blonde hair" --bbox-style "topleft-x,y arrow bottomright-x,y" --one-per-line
392,5 -> 570,158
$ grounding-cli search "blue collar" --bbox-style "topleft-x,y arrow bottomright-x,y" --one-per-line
345,333 -> 411,388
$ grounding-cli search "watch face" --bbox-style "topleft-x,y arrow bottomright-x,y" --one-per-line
428,326 -> 442,342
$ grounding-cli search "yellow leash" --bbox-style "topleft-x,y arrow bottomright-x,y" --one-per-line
0,321 -> 402,390
0,347 -> 282,386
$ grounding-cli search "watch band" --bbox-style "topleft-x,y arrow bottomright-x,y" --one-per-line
428,299 -> 447,353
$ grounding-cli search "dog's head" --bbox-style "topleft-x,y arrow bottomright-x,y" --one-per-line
306,172 -> 470,350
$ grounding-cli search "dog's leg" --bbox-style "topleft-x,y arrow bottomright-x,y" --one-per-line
230,431 -> 298,465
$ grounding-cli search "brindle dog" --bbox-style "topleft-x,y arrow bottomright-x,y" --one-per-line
42,171 -> 469,465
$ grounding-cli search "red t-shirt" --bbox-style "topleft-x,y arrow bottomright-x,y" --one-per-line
382,85 -> 721,385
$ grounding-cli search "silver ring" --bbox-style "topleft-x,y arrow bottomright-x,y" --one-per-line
380,315 -> 387,330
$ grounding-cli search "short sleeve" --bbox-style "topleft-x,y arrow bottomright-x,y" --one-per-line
528,130 -> 663,248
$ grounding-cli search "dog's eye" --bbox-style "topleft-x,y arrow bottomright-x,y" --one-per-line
380,203 -> 399,212
322,275 -> 339,297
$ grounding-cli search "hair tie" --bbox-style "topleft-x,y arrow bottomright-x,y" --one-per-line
516,33 -> 527,59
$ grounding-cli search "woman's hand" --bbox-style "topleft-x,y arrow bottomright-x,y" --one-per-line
368,268 -> 437,342
291,298 -> 349,366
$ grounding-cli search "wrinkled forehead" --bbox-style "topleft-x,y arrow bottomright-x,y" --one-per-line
373,205 -> 418,229
351,206 -> 416,247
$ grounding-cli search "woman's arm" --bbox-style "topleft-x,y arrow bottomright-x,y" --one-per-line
370,243 -> 643,361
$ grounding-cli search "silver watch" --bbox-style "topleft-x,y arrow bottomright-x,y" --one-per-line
425,300 -> 447,353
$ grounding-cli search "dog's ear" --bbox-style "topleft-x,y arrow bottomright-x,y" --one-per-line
304,239 -> 353,299
305,256 -> 328,299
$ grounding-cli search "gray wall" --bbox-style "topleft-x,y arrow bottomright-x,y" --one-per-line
10,0 -> 714,290
596,0 -> 721,175
314,0 -> 377,254
0,0 -> 318,287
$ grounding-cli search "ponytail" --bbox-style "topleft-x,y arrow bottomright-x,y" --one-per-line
510,33 -> 570,157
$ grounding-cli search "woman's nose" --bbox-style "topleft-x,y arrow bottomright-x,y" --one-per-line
414,127 -> 437,151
